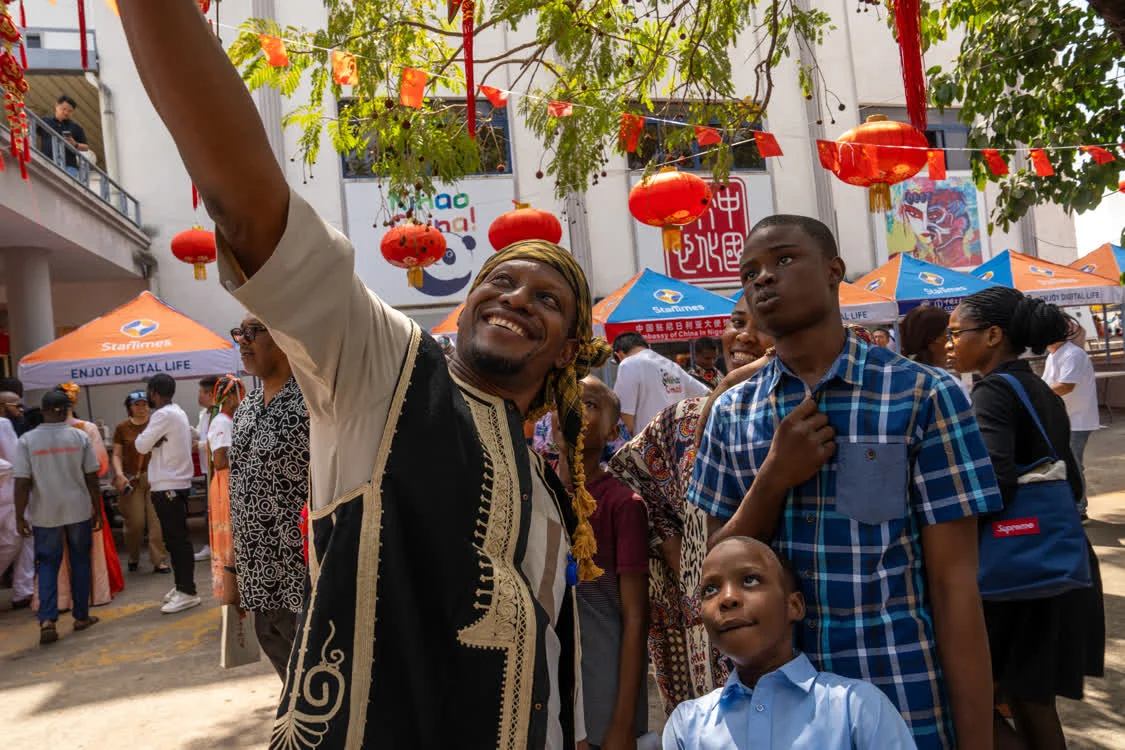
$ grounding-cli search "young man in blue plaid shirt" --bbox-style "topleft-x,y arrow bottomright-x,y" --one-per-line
687,216 -> 1002,750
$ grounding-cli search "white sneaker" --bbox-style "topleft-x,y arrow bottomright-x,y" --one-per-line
194,545 -> 211,561
161,590 -> 202,614
163,586 -> 177,603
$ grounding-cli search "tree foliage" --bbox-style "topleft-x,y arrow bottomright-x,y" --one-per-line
227,0 -> 833,204
923,0 -> 1124,238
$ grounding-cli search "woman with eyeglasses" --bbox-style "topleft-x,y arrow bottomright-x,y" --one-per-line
946,287 -> 1104,750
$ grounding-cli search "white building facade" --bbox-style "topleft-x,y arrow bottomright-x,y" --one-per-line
1,0 -> 1081,416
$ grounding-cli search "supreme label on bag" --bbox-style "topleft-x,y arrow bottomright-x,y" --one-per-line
993,518 -> 1041,537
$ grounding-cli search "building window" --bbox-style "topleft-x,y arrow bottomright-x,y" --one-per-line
626,107 -> 766,172
24,33 -> 42,49
339,99 -> 512,179
859,106 -> 971,171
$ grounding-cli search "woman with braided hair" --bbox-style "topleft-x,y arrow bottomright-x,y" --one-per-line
948,288 -> 1104,750
204,374 -> 244,602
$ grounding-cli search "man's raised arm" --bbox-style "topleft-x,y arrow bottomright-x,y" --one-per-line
117,0 -> 288,276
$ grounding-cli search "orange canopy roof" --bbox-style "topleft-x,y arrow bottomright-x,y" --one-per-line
431,303 -> 464,336
19,291 -> 239,388
1069,244 -> 1125,284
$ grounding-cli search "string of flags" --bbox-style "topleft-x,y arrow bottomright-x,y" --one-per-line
239,28 -> 1125,176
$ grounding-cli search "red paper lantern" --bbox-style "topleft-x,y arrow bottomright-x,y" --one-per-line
488,203 -> 563,251
381,222 -> 448,288
1118,178 -> 1125,194
197,0 -> 212,13
628,166 -> 712,253
830,114 -> 928,212
171,227 -> 217,280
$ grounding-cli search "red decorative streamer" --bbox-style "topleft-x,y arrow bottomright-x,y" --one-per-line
479,85 -> 508,107
982,149 -> 1009,176
754,131 -> 783,158
17,0 -> 27,70
463,0 -> 475,139
192,183 -> 200,210
893,0 -> 927,131
619,113 -> 644,153
926,149 -> 946,180
1080,145 -> 1116,165
78,0 -> 88,69
1029,149 -> 1054,177
695,126 -> 721,146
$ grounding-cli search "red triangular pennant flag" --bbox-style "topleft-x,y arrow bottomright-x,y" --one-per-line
927,149 -> 946,181
619,113 -> 644,153
331,51 -> 358,85
479,85 -> 509,108
695,126 -> 722,146
754,131 -> 783,158
547,100 -> 573,118
981,149 -> 1009,176
400,68 -> 428,108
1029,149 -> 1054,177
1080,145 -> 1116,165
259,35 -> 290,67
816,140 -> 839,172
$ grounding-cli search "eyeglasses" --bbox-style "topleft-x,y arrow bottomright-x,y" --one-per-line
230,324 -> 268,343
946,326 -> 990,343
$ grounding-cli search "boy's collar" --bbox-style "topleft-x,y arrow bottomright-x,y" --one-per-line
764,328 -> 868,394
720,652 -> 818,701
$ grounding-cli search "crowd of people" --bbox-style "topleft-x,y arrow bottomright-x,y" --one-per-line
0,5 -> 1111,748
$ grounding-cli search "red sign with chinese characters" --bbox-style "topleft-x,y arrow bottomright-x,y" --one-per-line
605,315 -> 729,344
665,177 -> 750,286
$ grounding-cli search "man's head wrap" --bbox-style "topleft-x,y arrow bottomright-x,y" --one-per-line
469,240 -> 612,580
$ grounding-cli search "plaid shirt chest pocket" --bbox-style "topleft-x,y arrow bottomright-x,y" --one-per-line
834,437 -> 909,525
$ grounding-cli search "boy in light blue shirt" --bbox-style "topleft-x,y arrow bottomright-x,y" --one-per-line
663,537 -> 916,749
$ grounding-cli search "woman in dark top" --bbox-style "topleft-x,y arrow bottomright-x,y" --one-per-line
948,287 -> 1104,750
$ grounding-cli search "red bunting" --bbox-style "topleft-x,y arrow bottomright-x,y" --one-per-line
1029,149 -> 1054,177
259,35 -> 289,67
695,126 -> 722,146
981,149 -> 1008,176
926,149 -> 946,181
1080,145 -> 1116,165
400,68 -> 428,109
619,113 -> 644,153
331,51 -> 358,85
479,86 -> 509,107
816,140 -> 839,172
754,131 -> 783,158
547,100 -> 573,118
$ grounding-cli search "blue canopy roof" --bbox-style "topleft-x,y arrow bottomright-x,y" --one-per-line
856,253 -> 999,314
593,269 -> 735,342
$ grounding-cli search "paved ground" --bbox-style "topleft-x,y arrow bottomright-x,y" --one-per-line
4,417 -> 1125,748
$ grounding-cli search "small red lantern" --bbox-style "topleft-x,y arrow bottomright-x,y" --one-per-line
828,114 -> 928,212
380,222 -> 447,288
628,166 -> 712,253
171,226 -> 217,280
197,0 -> 212,13
1118,178 -> 1125,194
488,203 -> 563,251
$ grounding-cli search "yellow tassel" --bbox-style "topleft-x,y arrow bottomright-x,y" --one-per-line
868,183 -> 892,213
569,413 -> 604,581
193,263 -> 207,281
661,225 -> 683,254
407,266 -> 423,287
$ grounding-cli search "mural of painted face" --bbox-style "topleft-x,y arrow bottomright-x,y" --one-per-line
899,184 -> 975,267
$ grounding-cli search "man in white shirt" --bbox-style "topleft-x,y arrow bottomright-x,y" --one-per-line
135,373 -> 200,613
1043,324 -> 1100,519
612,332 -> 710,434
0,394 -> 34,609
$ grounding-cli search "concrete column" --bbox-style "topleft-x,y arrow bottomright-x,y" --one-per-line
253,0 -> 287,166
4,249 -> 55,363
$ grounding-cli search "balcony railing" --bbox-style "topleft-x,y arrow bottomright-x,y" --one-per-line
21,111 -> 142,226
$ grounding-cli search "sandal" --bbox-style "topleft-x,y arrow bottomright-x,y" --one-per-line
73,616 -> 100,632
154,565 -> 171,575
39,622 -> 58,645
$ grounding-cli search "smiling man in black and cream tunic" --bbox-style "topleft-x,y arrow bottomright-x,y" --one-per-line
117,6 -> 613,747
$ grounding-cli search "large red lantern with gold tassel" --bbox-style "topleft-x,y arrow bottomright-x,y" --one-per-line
827,114 -> 928,213
488,203 -> 563,250
171,227 -> 217,280
628,166 -> 712,253
381,222 -> 447,288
